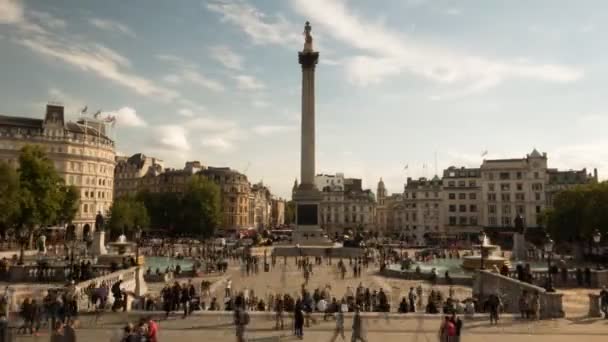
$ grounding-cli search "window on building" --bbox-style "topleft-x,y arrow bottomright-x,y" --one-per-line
515,193 -> 525,201
516,183 -> 523,191
470,217 -> 478,225
487,193 -> 496,201
449,217 -> 456,225
516,172 -> 523,179
535,193 -> 541,201
448,181 -> 455,187
534,172 -> 539,179
488,173 -> 494,180
532,183 -> 543,191
470,204 -> 477,212
83,204 -> 88,213
536,205 -> 542,213
457,205 -> 465,212
449,193 -> 456,200
459,217 -> 467,225
500,183 -> 510,191
449,205 -> 456,212
499,172 -> 510,180
469,193 -> 477,200
488,205 -> 496,214
517,205 -> 525,214
503,205 -> 511,215
489,217 -> 497,226
502,216 -> 511,226
458,193 -> 466,200
469,180 -> 476,187
458,180 -> 466,187
488,183 -> 495,191
501,193 -> 511,201
434,192 -> 439,198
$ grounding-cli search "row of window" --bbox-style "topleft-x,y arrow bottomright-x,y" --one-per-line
487,183 -> 543,191
448,193 -> 477,200
404,192 -> 440,199
321,214 -> 369,224
448,204 -> 478,213
486,171 -> 541,180
488,204 -> 542,214
488,215 -> 542,226
446,180 -> 477,188
83,189 -> 112,200
487,192 -> 542,201
448,216 -> 479,226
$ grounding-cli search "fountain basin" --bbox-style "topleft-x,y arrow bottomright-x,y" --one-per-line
461,255 -> 510,270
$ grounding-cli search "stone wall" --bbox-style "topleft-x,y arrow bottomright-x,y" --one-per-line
473,270 -> 564,319
381,269 -> 473,286
74,266 -> 140,311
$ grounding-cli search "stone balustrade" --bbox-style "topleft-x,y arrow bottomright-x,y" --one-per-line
74,266 -> 141,311
474,270 -> 564,319
507,268 -> 608,288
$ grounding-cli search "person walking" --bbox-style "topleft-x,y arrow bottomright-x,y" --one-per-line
233,296 -> 250,342
351,306 -> 367,342
225,279 -> 232,298
63,319 -> 76,342
294,300 -> 304,339
329,307 -> 345,341
600,286 -> 608,319
487,293 -> 501,325
408,287 -> 417,313
531,292 -> 541,320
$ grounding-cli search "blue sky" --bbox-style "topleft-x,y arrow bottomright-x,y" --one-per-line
1,0 -> 607,198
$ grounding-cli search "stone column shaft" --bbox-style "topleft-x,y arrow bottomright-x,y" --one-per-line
301,66 -> 315,187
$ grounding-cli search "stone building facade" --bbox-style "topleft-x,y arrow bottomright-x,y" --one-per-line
402,176 -> 444,245
315,174 -> 376,235
442,166 -> 483,236
271,198 -> 286,227
546,168 -> 597,206
114,153 -> 164,198
0,104 -> 115,237
199,167 -> 251,230
137,161 -> 203,194
249,182 -> 272,229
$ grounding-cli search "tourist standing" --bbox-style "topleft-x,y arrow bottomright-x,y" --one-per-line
234,296 -> 249,342
294,299 -> 304,339
531,292 -> 541,320
600,286 -> 608,319
487,293 -> 501,325
225,279 -> 232,298
275,296 -> 284,330
50,321 -> 64,342
63,319 -> 76,342
518,290 -> 529,319
351,306 -> 367,342
329,307 -> 345,341
408,287 -> 417,312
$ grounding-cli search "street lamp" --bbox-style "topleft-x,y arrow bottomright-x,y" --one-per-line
544,234 -> 555,292
17,229 -> 29,265
593,229 -> 601,269
479,230 -> 487,270
135,226 -> 142,266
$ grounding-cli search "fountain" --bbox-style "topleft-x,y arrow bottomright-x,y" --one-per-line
97,234 -> 145,266
461,234 -> 510,270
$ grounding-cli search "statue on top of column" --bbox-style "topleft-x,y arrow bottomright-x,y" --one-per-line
303,21 -> 314,53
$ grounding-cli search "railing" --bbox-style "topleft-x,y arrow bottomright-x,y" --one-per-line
74,267 -> 138,311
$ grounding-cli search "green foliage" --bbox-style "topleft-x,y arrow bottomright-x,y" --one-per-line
107,197 -> 150,239
58,185 -> 80,225
16,145 -> 65,231
545,182 -> 608,242
285,201 -> 296,225
137,175 -> 221,237
0,162 -> 20,231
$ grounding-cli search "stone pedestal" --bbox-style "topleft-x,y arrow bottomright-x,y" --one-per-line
92,230 -> 107,255
134,266 -> 148,297
512,233 -> 526,261
292,188 -> 332,246
588,293 -> 601,317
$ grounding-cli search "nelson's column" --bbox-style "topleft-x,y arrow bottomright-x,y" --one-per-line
292,22 -> 332,246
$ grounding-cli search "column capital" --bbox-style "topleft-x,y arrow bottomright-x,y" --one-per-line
299,51 -> 319,69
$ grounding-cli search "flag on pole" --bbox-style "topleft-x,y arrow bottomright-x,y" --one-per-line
481,150 -> 488,157
80,106 -> 88,115
93,110 -> 101,119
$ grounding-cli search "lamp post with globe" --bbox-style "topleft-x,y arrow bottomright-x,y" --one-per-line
593,229 -> 601,269
479,230 -> 487,270
544,234 -> 555,292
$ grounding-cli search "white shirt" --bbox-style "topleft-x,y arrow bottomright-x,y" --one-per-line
317,299 -> 327,312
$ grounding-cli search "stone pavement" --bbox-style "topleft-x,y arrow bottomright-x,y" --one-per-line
13,312 -> 608,341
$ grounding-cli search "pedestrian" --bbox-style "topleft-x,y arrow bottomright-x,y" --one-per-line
329,306 -> 345,341
518,290 -> 529,319
225,279 -> 232,298
408,287 -> 417,312
63,319 -> 76,342
275,296 -> 284,330
487,293 -> 501,325
50,321 -> 64,342
351,305 -> 367,342
600,286 -> 608,319
294,299 -> 304,339
452,313 -> 462,342
531,292 -> 541,320
234,296 -> 250,342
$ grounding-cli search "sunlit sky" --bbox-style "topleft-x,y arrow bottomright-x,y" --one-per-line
1,0 -> 607,198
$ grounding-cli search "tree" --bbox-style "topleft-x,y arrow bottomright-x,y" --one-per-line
177,176 -> 221,238
545,182 -> 608,249
137,190 -> 180,231
285,201 -> 296,225
0,161 -> 20,233
107,197 -> 150,239
17,145 -> 65,244
57,185 -> 80,226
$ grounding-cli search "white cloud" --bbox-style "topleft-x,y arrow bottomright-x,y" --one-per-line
292,0 -> 583,91
0,0 -> 23,24
178,108 -> 195,117
234,75 -> 265,90
252,99 -> 269,108
201,137 -> 233,150
444,8 -> 462,16
89,18 -> 136,38
28,10 -> 66,29
157,54 -> 224,92
16,35 -> 178,101
187,117 -> 237,132
104,107 -> 147,127
252,124 -> 296,136
209,45 -> 243,70
152,125 -> 190,151
206,0 -> 300,47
